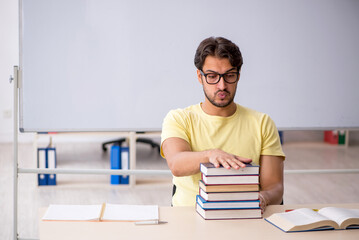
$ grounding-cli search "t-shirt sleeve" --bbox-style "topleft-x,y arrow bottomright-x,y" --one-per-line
160,110 -> 190,158
261,114 -> 285,159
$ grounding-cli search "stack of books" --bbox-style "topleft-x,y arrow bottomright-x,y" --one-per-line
196,163 -> 261,220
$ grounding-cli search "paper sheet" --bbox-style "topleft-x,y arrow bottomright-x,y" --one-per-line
102,204 -> 159,221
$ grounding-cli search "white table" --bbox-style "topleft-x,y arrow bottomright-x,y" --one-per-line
39,203 -> 359,240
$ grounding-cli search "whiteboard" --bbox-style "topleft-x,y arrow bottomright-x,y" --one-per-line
20,0 -> 359,132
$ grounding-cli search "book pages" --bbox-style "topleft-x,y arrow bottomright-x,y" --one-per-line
318,207 -> 359,228
282,208 -> 331,226
265,208 -> 340,232
43,204 -> 102,221
102,204 -> 159,221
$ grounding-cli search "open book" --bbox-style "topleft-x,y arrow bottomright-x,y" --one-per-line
265,207 -> 359,232
42,203 -> 159,222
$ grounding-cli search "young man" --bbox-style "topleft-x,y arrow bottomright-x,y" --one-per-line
161,37 -> 285,211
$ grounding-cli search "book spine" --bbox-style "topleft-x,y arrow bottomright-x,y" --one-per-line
200,189 -> 259,202
47,147 -> 57,185
199,163 -> 259,176
120,147 -> 129,184
202,175 -> 259,185
197,164 -> 261,220
196,203 -> 262,220
197,195 -> 260,209
110,145 -> 121,184
37,148 -> 48,186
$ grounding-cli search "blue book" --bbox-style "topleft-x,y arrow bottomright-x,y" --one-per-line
47,148 -> 57,185
196,195 -> 260,210
110,145 -> 121,184
196,202 -> 261,220
120,147 -> 129,184
37,148 -> 48,185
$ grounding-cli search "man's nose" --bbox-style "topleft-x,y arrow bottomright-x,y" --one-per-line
216,76 -> 227,89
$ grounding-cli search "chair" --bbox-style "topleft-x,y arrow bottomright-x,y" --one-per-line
102,137 -> 160,154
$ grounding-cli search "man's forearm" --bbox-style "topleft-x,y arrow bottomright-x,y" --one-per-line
260,182 -> 284,207
258,155 -> 284,211
167,150 -> 210,177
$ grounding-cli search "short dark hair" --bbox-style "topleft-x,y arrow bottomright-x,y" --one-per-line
194,37 -> 243,71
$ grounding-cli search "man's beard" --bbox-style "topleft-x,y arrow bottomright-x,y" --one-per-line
203,88 -> 234,108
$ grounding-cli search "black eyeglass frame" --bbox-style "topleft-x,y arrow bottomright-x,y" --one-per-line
200,70 -> 240,85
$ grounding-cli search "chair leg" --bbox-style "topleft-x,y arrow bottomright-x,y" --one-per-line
136,138 -> 160,154
137,138 -> 161,153
102,137 -> 160,154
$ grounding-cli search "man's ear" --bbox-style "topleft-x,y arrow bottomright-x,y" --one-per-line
197,69 -> 203,85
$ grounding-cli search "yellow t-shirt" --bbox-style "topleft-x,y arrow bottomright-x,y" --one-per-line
161,103 -> 285,206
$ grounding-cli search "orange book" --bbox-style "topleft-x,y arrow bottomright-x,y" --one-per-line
199,180 -> 259,193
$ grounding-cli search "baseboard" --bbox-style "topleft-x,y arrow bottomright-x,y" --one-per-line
0,132 -> 126,143
0,132 -> 14,142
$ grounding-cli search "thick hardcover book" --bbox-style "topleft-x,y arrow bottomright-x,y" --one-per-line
265,207 -> 359,232
199,188 -> 259,202
199,180 -> 259,193
196,195 -> 259,209
196,203 -> 261,220
202,174 -> 259,185
200,163 -> 259,176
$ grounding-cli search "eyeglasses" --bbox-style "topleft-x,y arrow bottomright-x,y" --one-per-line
200,70 -> 239,85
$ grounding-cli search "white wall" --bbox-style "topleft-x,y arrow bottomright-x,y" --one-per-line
0,0 -> 18,142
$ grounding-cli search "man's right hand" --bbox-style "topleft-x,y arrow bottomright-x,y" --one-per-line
162,137 -> 252,177
207,149 -> 252,169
